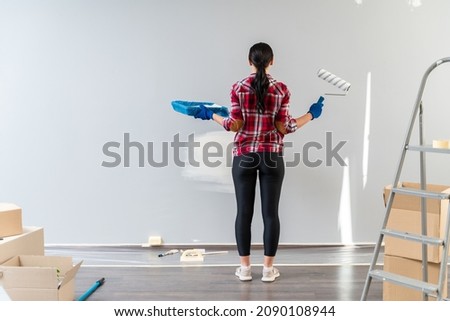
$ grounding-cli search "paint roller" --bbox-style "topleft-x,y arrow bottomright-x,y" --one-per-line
180,249 -> 229,262
158,249 -> 179,257
317,69 -> 351,96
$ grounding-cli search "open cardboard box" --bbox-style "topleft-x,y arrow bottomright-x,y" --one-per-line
0,255 -> 82,301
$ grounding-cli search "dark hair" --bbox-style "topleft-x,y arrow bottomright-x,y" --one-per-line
248,42 -> 273,114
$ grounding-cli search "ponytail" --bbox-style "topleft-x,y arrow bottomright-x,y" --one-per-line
252,67 -> 270,114
248,42 -> 273,114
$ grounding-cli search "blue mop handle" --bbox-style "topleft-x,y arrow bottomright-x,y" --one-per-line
77,278 -> 105,301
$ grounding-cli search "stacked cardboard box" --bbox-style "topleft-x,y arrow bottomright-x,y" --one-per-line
0,203 -> 81,301
0,203 -> 23,238
0,226 -> 45,265
383,182 -> 450,300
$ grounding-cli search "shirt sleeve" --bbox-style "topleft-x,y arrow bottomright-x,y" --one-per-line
275,88 -> 297,134
223,84 -> 244,131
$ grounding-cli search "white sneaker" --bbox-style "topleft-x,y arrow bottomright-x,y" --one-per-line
235,266 -> 252,281
261,267 -> 280,282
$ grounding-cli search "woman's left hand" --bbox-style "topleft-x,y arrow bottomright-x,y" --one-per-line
194,105 -> 214,120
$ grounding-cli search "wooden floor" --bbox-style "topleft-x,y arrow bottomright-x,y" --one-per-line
44,244 -> 447,301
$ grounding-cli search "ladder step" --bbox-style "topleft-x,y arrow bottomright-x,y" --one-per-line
407,144 -> 450,154
369,269 -> 438,295
381,229 -> 444,246
392,187 -> 450,200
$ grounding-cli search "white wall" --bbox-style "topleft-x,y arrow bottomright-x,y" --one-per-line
1,0 -> 450,244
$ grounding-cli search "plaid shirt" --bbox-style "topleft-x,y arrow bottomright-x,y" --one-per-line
223,73 -> 297,156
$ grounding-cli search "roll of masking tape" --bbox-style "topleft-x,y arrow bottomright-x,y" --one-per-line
432,140 -> 449,149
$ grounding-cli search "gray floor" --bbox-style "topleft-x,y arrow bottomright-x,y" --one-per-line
45,244 -> 389,301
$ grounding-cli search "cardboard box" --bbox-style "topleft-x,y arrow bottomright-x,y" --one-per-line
383,182 -> 450,263
0,255 -> 82,301
0,227 -> 44,264
0,203 -> 23,237
383,254 -> 448,301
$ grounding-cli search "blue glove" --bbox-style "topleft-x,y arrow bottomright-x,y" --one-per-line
308,96 -> 325,120
194,105 -> 214,120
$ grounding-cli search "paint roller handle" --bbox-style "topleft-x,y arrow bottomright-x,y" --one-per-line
95,277 -> 106,288
77,278 -> 105,301
308,96 -> 325,120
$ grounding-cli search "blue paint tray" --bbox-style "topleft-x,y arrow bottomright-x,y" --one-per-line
171,100 -> 229,117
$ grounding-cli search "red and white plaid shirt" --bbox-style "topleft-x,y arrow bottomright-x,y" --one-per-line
223,73 -> 297,156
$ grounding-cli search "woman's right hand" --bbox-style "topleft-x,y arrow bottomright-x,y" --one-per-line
308,96 -> 325,120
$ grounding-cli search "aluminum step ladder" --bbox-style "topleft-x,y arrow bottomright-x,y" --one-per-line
361,57 -> 450,301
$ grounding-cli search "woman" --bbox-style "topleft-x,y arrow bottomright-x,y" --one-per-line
195,42 -> 324,282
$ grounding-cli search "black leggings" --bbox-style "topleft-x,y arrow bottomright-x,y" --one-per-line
232,152 -> 285,257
